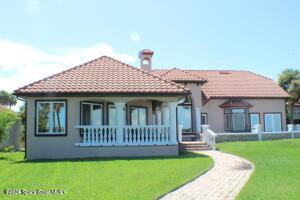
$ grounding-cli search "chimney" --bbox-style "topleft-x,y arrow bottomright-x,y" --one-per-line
139,49 -> 154,71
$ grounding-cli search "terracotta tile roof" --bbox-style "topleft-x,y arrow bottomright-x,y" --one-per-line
14,56 -> 189,96
155,68 -> 207,83
219,100 -> 253,108
187,70 -> 289,99
152,69 -> 289,100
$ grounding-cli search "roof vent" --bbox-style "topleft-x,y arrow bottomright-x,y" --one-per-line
219,71 -> 230,75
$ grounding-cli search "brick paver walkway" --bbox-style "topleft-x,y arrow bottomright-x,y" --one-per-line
160,150 -> 254,200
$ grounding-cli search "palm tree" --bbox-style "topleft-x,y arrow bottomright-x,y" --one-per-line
0,90 -> 17,108
278,69 -> 300,123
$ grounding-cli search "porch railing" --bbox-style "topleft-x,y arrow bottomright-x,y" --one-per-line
123,125 -> 170,145
202,125 -> 216,150
75,125 -> 171,146
75,125 -> 117,146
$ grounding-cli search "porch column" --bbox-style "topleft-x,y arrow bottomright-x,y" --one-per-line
167,102 -> 178,144
195,107 -> 201,139
114,102 -> 125,145
161,105 -> 169,125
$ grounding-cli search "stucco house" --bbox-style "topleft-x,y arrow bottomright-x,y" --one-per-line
13,49 -> 289,159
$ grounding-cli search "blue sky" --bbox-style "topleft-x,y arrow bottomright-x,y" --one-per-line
1,0 -> 300,95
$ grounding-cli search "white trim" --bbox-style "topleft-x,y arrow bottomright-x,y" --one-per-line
81,102 -> 103,126
36,101 -> 66,135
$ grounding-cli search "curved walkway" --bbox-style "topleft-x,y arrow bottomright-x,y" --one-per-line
161,150 -> 254,200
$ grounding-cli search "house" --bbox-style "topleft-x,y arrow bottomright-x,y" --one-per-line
292,100 -> 300,124
13,49 -> 289,159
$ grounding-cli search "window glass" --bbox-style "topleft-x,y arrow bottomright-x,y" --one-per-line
201,113 -> 208,125
130,107 -> 147,126
232,108 -> 245,113
37,103 -> 50,133
250,114 -> 259,129
81,103 -> 102,126
36,101 -> 66,135
177,106 -> 192,132
232,113 -> 245,131
225,114 -> 231,130
92,104 -> 102,125
264,113 -> 282,132
53,103 -> 66,133
108,104 -> 116,126
294,107 -> 300,119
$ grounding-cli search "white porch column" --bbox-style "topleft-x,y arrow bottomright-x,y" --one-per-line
161,105 -> 169,125
167,102 -> 178,144
194,107 -> 201,135
114,102 -> 125,145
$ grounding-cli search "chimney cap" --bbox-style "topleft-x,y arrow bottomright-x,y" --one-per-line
139,49 -> 154,58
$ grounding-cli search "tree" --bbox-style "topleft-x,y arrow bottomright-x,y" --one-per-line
278,69 -> 300,123
288,79 -> 300,105
0,90 -> 17,108
278,69 -> 300,91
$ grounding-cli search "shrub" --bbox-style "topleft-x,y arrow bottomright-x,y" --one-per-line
0,110 -> 19,143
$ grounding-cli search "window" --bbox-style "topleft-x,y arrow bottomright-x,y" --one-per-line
264,113 -> 282,132
108,104 -> 116,126
232,109 -> 246,131
130,106 -> 147,126
294,106 -> 300,119
225,113 -> 231,130
250,113 -> 260,130
201,113 -> 208,125
177,96 -> 192,132
81,102 -> 103,126
36,101 -> 67,135
224,108 -> 248,131
108,103 -> 127,126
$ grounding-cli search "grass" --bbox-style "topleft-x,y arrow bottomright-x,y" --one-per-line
0,152 -> 212,200
218,139 -> 300,200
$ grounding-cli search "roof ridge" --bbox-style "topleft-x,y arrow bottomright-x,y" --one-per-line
103,56 -> 190,92
157,67 -> 206,82
14,56 -> 107,93
174,68 -> 207,81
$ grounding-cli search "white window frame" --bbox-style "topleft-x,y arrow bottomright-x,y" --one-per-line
81,102 -> 103,126
224,108 -> 247,132
36,101 -> 67,135
250,113 -> 260,129
130,106 -> 148,126
201,113 -> 208,125
294,106 -> 300,119
264,113 -> 282,132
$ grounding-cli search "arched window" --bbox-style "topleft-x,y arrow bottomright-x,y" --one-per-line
177,96 -> 192,132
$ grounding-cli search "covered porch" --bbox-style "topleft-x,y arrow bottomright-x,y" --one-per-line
73,96 -> 181,147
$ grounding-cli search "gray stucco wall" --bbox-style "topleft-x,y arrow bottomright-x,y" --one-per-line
202,99 -> 287,133
25,96 -> 181,160
181,83 -> 287,133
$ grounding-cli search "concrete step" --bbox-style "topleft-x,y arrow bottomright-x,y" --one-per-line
179,141 -> 210,151
179,147 -> 209,151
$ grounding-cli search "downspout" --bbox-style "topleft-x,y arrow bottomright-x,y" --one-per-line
16,96 -> 27,160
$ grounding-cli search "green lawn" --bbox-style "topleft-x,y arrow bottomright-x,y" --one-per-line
218,139 -> 300,200
0,152 -> 212,200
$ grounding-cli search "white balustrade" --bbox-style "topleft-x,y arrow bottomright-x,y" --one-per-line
123,125 -> 171,145
202,125 -> 216,150
75,125 -> 171,146
75,125 -> 117,146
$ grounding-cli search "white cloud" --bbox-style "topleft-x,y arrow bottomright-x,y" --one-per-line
130,32 -> 141,43
26,0 -> 40,14
0,38 -> 137,110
